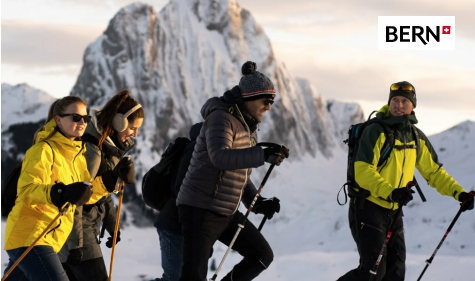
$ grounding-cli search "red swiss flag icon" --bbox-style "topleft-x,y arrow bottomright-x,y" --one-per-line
442,26 -> 451,34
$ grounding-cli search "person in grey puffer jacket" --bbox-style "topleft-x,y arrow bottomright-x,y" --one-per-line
177,61 -> 289,281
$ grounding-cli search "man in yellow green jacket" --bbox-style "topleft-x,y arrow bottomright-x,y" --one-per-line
337,81 -> 474,281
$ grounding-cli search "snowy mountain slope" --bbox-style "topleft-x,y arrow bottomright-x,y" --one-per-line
1,83 -> 54,129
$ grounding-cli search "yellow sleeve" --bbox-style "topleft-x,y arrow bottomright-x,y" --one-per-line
17,142 -> 55,206
416,138 -> 465,200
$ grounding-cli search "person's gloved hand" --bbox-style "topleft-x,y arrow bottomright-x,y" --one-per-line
50,182 -> 93,208
102,157 -> 135,192
389,187 -> 415,206
253,196 -> 280,219
66,248 -> 83,265
458,191 -> 474,212
258,143 -> 289,166
115,157 -> 135,184
106,231 -> 121,248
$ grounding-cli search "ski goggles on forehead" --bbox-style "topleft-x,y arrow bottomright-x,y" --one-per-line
59,113 -> 92,123
263,99 -> 274,106
390,83 -> 415,92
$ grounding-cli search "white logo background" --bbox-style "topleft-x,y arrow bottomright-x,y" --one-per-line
378,16 -> 455,50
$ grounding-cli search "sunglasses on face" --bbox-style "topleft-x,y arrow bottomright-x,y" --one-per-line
263,99 -> 274,106
390,83 -> 415,92
59,113 -> 92,123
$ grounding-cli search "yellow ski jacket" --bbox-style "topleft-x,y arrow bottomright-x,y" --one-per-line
4,119 -> 109,252
354,105 -> 465,210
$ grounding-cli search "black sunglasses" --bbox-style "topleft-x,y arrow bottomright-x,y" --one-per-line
59,113 -> 92,123
263,99 -> 274,106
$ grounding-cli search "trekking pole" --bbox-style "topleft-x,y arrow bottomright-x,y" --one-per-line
108,179 -> 125,281
2,203 -> 71,281
416,196 -> 472,281
209,164 -> 276,281
368,207 -> 403,281
258,215 -> 268,231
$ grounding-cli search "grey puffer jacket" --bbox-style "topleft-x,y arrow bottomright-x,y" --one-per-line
59,113 -> 133,262
177,95 -> 265,216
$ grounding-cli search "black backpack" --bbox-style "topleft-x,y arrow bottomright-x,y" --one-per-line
337,113 -> 420,205
142,137 -> 191,211
1,141 -> 54,217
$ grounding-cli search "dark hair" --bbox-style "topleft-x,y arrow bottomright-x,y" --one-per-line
96,90 -> 145,148
37,96 -> 87,141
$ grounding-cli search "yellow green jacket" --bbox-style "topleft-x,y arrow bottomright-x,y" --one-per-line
4,119 -> 109,252
354,105 -> 465,210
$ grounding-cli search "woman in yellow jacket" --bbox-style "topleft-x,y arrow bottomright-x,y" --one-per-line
3,96 -> 111,281
337,81 -> 474,281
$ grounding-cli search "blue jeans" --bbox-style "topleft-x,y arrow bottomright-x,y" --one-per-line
4,245 -> 69,281
153,228 -> 183,281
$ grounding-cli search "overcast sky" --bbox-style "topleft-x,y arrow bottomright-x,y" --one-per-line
2,0 -> 474,134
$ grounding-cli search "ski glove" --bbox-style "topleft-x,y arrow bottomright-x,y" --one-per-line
458,191 -> 474,212
67,248 -> 83,265
50,182 -> 93,208
253,196 -> 280,219
389,186 -> 415,206
106,231 -> 121,248
102,157 -> 135,192
258,143 -> 290,166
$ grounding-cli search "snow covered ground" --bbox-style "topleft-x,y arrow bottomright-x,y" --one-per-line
2,122 -> 474,280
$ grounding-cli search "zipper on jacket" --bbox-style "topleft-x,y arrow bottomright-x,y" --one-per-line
213,170 -> 224,198
72,143 -> 85,182
232,105 -> 252,214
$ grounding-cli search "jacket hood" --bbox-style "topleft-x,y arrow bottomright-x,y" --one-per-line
200,97 -> 231,119
376,105 -> 418,127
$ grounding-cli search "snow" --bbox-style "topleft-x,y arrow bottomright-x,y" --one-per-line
2,121 -> 475,280
1,83 -> 55,129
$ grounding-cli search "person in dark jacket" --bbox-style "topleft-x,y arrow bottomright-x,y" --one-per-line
59,90 -> 144,281
176,61 -> 289,281
337,81 -> 474,281
151,122 -> 203,281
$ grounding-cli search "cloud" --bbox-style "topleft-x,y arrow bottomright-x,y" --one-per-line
240,0 -> 475,39
1,20 -> 102,67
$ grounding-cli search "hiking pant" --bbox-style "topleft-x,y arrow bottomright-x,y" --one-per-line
62,257 -> 108,281
178,205 -> 273,281
151,228 -> 184,281
4,245 -> 69,281
337,199 -> 405,281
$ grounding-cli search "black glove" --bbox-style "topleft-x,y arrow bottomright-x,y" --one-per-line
102,157 -> 135,192
258,143 -> 290,166
253,196 -> 280,219
50,182 -> 93,208
458,192 -> 474,212
389,187 -> 415,206
66,248 -> 83,265
106,231 -> 121,248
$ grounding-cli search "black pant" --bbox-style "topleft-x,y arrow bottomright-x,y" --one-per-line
178,205 -> 273,281
62,257 -> 108,281
337,199 -> 406,281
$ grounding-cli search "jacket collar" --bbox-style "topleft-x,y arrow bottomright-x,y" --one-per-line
376,105 -> 418,128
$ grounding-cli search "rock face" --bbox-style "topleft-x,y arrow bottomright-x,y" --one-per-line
70,0 -> 362,165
